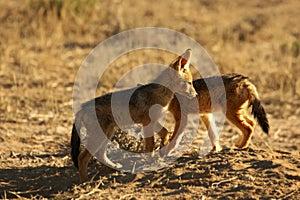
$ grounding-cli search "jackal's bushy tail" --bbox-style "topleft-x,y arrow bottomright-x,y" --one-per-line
71,123 -> 80,169
251,98 -> 269,134
246,80 -> 269,134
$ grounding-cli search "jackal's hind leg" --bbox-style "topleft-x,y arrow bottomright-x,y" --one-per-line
96,146 -> 123,169
201,114 -> 221,152
163,115 -> 188,156
227,112 -> 254,148
244,114 -> 255,127
144,137 -> 155,153
239,114 -> 255,148
90,125 -> 123,173
78,148 -> 92,182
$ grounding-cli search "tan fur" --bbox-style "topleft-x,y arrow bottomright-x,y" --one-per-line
159,74 -> 269,155
71,49 -> 196,182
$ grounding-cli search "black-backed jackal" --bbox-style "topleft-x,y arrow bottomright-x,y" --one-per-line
158,74 -> 269,155
71,49 -> 197,181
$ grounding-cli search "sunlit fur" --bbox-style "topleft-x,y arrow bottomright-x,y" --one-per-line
71,50 -> 196,182
158,74 -> 269,155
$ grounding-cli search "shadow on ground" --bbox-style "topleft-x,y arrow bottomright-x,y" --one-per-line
1,148 -> 300,199
0,153 -> 77,199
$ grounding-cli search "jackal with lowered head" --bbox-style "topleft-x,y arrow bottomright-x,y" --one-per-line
71,49 -> 196,181
158,74 -> 269,155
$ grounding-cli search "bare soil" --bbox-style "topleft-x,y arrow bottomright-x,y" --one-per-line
0,0 -> 299,199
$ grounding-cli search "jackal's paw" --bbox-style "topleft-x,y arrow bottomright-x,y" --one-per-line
114,163 -> 123,169
158,148 -> 171,158
104,158 -> 123,169
159,132 -> 172,147
211,144 -> 221,152
235,136 -> 244,148
234,137 -> 250,148
235,143 -> 249,149
157,148 -> 169,158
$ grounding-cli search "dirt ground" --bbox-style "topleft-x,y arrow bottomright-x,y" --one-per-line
0,0 -> 300,199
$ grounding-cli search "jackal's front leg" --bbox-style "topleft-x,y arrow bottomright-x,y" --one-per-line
143,124 -> 155,153
156,122 -> 172,147
163,114 -> 188,156
201,114 -> 221,152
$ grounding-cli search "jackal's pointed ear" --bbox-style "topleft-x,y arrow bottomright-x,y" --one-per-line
174,57 -> 183,71
180,49 -> 192,70
170,49 -> 192,71
180,57 -> 188,69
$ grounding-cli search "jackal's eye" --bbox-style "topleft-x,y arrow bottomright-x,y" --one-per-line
182,68 -> 187,73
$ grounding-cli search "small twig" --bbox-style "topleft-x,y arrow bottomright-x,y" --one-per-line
3,190 -> 7,200
8,186 -> 46,195
120,194 -> 133,200
131,161 -> 136,174
280,189 -> 299,199
273,128 -> 281,139
149,174 -> 168,187
78,183 -> 104,200
7,191 -> 25,199
211,177 -> 238,188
